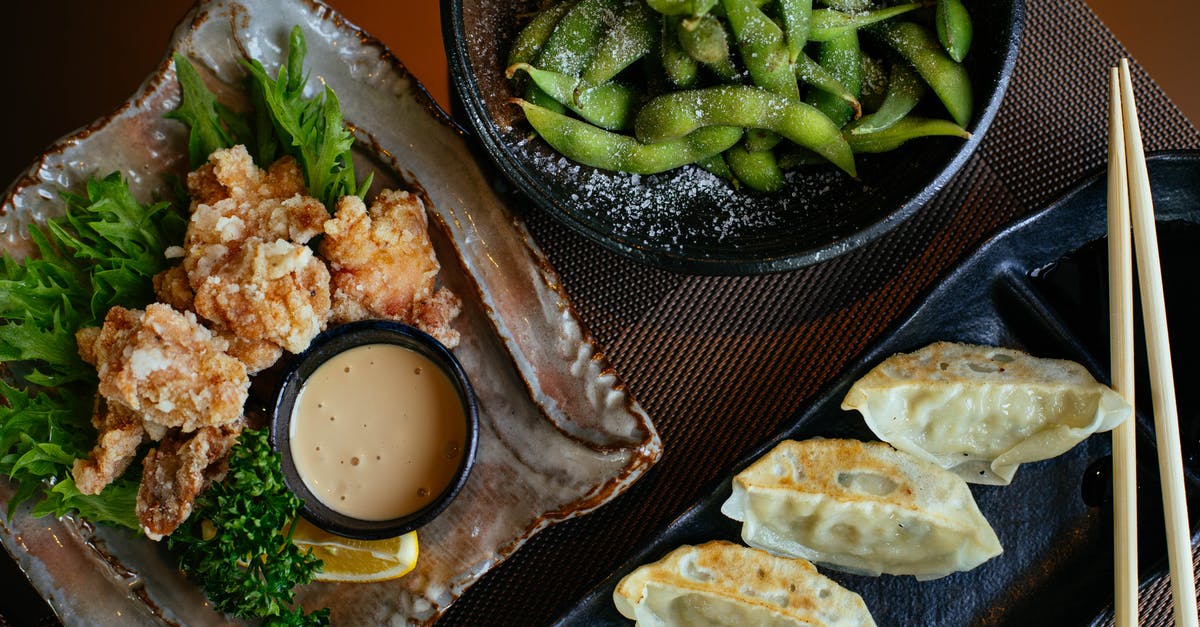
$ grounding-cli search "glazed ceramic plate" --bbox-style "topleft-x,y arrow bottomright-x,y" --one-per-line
444,0 -> 1024,274
554,152 -> 1200,625
0,0 -> 660,624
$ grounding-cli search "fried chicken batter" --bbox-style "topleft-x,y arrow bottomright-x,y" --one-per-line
77,304 -> 248,433
137,421 -> 243,540
72,398 -> 146,496
153,265 -> 283,373
320,190 -> 461,347
183,146 -> 331,354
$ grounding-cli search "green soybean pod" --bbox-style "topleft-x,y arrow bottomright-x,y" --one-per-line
722,0 -> 799,99
696,153 -> 735,180
871,21 -> 973,127
725,144 -> 785,192
582,1 -> 659,86
858,54 -> 889,112
845,116 -> 970,153
807,30 -> 861,128
516,99 -> 744,174
634,85 -> 856,176
743,128 -> 781,152
508,1 -> 578,112
851,63 -> 926,134
817,0 -> 871,11
538,0 -> 622,76
507,63 -> 637,130
796,53 -> 862,119
778,0 -> 813,64
662,15 -> 701,87
936,0 -> 973,63
809,3 -> 926,43
647,0 -> 719,16
678,14 -> 730,64
508,0 -> 579,71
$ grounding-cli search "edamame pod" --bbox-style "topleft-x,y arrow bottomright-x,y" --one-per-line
662,16 -> 700,87
678,14 -> 731,64
808,31 -> 861,128
845,116 -> 969,153
508,63 -> 637,130
858,54 -> 889,112
796,52 -> 862,119
871,20 -> 973,127
722,0 -> 799,99
516,99 -> 744,174
508,0 -> 578,70
936,0 -> 973,63
582,1 -> 659,86
778,0 -> 814,64
810,3 -> 926,43
647,0 -> 719,17
508,0 -> 578,111
538,0 -> 622,76
725,144 -> 785,192
743,128 -> 781,152
696,153 -> 734,180
817,0 -> 871,11
851,63 -> 925,134
634,85 -> 856,176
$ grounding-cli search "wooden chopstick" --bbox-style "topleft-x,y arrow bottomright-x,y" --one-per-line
1117,57 -> 1199,627
1107,65 -> 1138,627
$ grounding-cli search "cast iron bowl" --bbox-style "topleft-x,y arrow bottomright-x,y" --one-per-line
271,320 -> 479,540
442,0 -> 1024,275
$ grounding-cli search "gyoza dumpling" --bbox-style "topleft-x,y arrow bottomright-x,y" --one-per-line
842,342 -> 1131,485
613,541 -> 876,627
720,438 -> 1001,580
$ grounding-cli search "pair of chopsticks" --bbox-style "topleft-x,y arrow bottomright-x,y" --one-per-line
1108,59 -> 1199,627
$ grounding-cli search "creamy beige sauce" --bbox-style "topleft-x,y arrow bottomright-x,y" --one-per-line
290,343 -> 466,521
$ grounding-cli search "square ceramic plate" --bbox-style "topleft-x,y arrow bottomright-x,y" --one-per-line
553,152 -> 1200,626
0,0 -> 660,624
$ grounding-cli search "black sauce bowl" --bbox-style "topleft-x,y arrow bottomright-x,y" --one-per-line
270,320 -> 479,540
442,0 -> 1025,274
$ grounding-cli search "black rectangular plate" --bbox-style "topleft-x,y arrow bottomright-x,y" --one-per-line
553,151 -> 1200,627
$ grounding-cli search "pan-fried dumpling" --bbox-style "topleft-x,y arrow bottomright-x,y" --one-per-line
841,342 -> 1131,485
720,438 -> 1001,580
613,541 -> 876,627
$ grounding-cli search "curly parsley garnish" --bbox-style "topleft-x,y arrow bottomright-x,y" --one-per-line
169,428 -> 327,626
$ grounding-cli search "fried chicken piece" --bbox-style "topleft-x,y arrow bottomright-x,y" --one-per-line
152,264 -> 195,312
183,146 -> 332,354
320,190 -> 462,347
186,144 -> 308,208
71,397 -> 146,496
412,288 -> 463,348
153,265 -> 283,373
137,420 -> 243,541
191,239 -> 331,354
77,304 -> 248,433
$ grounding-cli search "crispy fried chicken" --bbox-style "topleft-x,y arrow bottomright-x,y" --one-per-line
320,190 -> 461,346
183,145 -> 331,354
76,303 -> 248,433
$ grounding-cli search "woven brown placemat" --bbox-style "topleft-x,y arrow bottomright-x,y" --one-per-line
439,0 -> 1200,625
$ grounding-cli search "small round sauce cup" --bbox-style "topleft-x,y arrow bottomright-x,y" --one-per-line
271,320 -> 478,539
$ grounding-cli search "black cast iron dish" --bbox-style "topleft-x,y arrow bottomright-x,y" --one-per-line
271,320 -> 479,540
552,151 -> 1200,625
443,0 -> 1025,275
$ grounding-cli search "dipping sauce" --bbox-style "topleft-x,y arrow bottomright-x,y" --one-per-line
290,343 -> 467,521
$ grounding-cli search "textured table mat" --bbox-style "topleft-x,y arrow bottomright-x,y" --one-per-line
439,0 -> 1200,625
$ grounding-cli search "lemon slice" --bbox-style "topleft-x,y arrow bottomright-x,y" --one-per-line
291,518 -> 419,583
